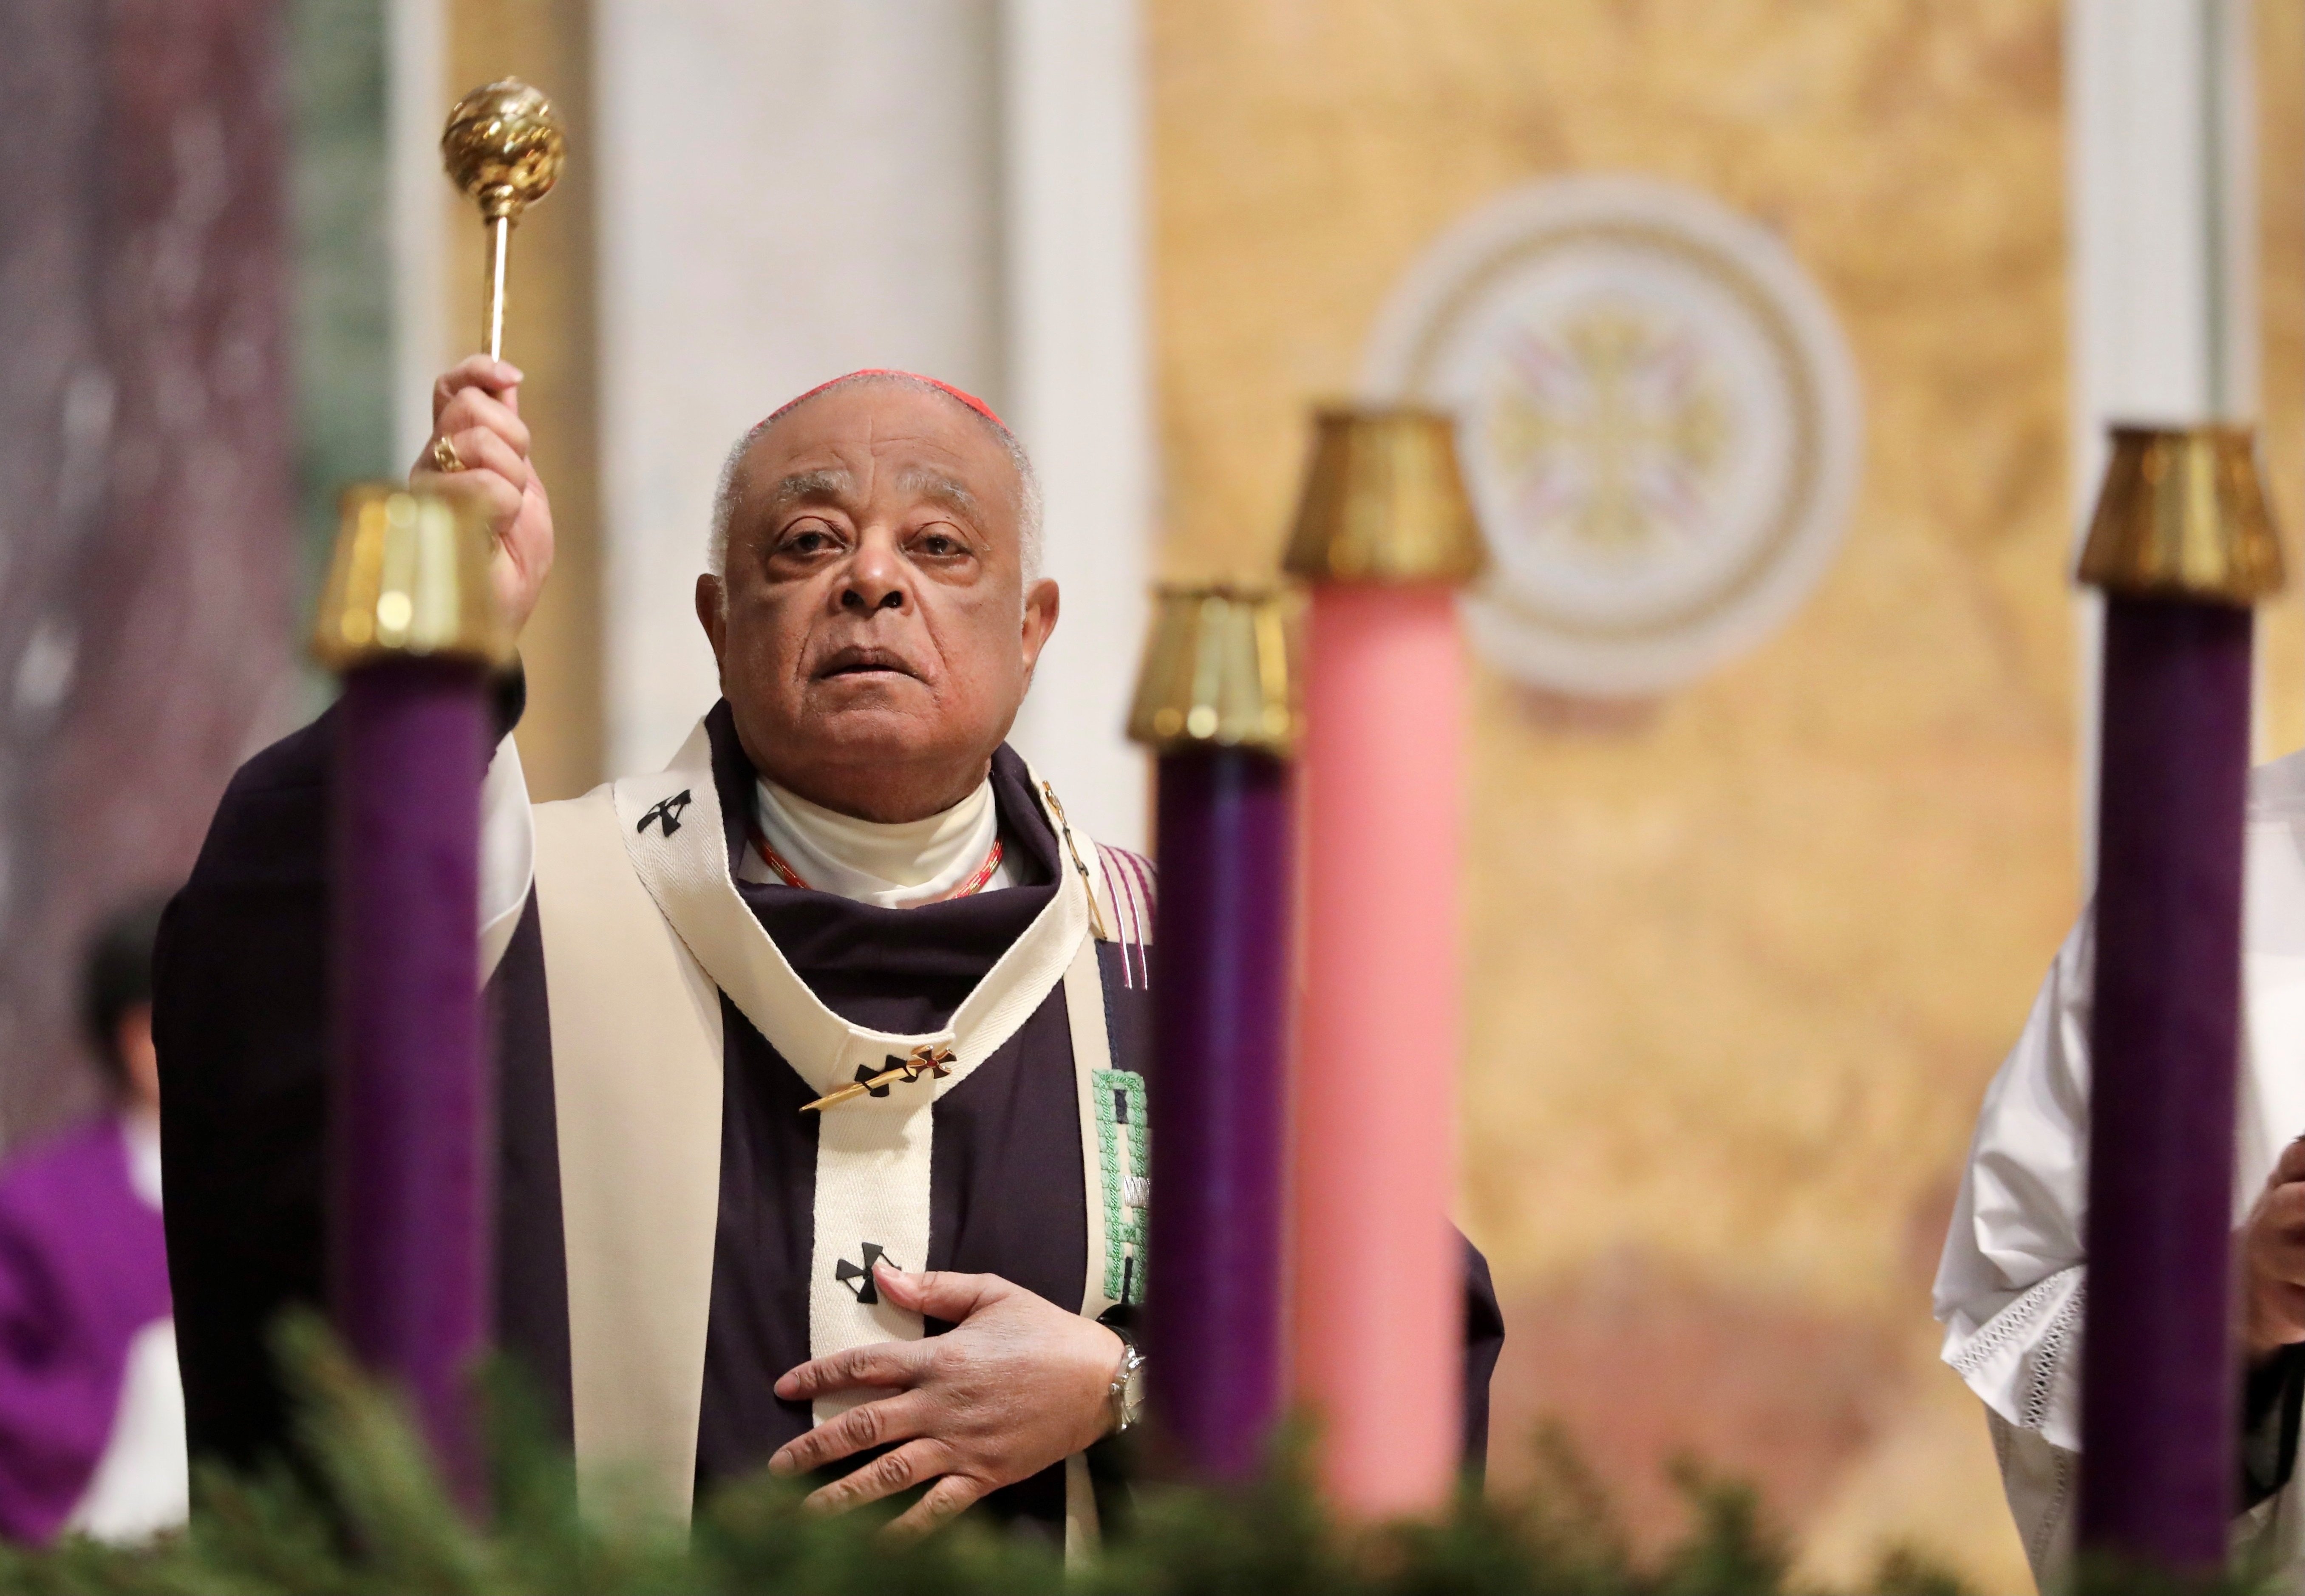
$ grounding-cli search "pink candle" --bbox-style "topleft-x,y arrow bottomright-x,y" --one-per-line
1281,407 -> 1484,1517
1292,584 -> 1465,1513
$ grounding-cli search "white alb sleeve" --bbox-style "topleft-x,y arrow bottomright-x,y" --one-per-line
1933,912 -> 2095,1581
478,732 -> 535,980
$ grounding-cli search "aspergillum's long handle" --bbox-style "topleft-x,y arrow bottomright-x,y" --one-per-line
484,215 -> 510,361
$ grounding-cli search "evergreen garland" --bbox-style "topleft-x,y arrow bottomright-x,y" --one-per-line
0,1322 -> 2251,1596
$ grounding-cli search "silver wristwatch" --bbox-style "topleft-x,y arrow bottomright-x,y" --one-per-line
1107,1327 -> 1148,1435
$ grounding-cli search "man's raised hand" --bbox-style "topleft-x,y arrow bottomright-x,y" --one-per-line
2244,1135 -> 2305,1358
767,1265 -> 1125,1536
413,355 -> 554,637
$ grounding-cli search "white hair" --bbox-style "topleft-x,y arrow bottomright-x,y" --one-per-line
706,371 -> 1044,590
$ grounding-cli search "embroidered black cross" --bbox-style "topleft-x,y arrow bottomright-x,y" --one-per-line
835,1242 -> 896,1305
637,790 -> 693,837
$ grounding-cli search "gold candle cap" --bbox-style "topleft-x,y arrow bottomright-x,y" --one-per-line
442,79 -> 566,224
1280,406 -> 1487,586
311,486 -> 515,672
2076,424 -> 2285,604
1126,584 -> 1300,757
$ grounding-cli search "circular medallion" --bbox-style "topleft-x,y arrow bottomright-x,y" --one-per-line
1364,176 -> 1862,698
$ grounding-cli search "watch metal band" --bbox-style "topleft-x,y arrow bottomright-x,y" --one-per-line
1107,1329 -> 1148,1435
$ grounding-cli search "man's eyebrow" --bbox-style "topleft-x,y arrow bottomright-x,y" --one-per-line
760,468 -> 855,516
895,467 -> 983,520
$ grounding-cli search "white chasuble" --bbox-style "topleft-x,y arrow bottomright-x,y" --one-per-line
531,716 -> 1124,1526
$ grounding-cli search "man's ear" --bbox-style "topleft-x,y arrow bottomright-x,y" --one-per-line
696,574 -> 728,669
1019,578 -> 1060,685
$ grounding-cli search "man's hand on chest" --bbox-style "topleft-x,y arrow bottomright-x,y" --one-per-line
768,1264 -> 1125,1535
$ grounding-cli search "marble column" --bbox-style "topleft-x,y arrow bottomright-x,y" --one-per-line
999,0 -> 1152,849
2067,0 -> 2257,869
595,2 -> 1008,781
0,0 -> 296,1141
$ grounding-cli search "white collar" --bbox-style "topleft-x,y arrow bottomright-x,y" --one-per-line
748,776 -> 1000,908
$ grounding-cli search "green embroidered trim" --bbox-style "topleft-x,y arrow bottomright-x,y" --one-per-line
1093,1069 -> 1148,1305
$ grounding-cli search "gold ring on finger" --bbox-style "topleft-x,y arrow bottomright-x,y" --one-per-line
432,434 -> 465,473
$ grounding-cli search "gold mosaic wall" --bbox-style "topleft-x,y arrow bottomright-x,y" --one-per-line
1150,3 -> 2085,1585
2258,3 -> 2305,764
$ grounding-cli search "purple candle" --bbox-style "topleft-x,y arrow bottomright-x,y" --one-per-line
2079,597 -> 2250,1568
1144,749 -> 1292,1477
1127,586 -> 1300,1479
2074,427 -> 2285,1573
327,660 -> 493,1501
311,486 -> 513,1505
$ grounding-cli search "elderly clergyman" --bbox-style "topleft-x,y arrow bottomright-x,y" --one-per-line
157,358 -> 1506,1545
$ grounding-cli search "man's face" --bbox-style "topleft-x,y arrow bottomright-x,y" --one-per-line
697,382 -> 1059,822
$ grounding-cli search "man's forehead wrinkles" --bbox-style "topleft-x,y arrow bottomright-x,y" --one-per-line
743,393 -> 1008,520
762,466 -> 854,508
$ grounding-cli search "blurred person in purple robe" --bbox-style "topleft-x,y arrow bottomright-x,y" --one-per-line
0,902 -> 184,1543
